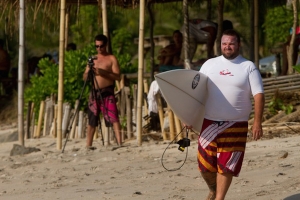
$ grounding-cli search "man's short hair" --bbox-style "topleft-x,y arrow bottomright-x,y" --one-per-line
173,30 -> 182,37
94,34 -> 108,45
222,29 -> 240,44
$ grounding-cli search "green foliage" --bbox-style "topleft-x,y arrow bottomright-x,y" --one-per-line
268,97 -> 293,115
111,28 -> 138,74
24,44 -> 96,119
263,6 -> 294,47
70,5 -> 101,45
293,63 -> 300,73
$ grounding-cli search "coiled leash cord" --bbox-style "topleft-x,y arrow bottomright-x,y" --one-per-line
161,127 -> 194,171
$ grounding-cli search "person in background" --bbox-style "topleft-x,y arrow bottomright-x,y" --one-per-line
67,43 -> 77,51
0,39 -> 10,78
195,29 -> 264,200
158,30 -> 183,66
83,34 -> 122,149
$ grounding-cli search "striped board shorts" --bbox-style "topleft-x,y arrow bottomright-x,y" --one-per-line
197,118 -> 248,177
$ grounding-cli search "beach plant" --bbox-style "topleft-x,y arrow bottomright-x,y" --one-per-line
24,44 -> 96,119
293,63 -> 300,73
268,97 -> 293,115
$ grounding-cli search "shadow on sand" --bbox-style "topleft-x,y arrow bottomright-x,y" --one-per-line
284,194 -> 300,200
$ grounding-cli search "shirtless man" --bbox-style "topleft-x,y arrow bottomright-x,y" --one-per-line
83,34 -> 121,148
158,30 -> 183,66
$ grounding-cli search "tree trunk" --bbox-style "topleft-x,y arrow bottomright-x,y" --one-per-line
206,0 -> 212,21
254,0 -> 259,68
182,0 -> 191,69
287,0 -> 298,74
216,0 -> 224,56
147,2 -> 155,82
249,0 -> 254,62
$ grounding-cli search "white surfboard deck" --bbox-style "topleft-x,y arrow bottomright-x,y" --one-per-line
155,69 -> 208,132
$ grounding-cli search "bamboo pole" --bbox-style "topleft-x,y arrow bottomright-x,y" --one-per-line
137,0 -> 146,146
120,88 -> 126,142
78,111 -> 83,138
70,100 -> 79,139
156,93 -> 167,140
57,0 -> 66,150
30,112 -> 35,139
125,87 -> 132,139
102,0 -> 108,38
36,101 -> 45,138
52,105 -> 58,138
104,119 -> 109,146
26,101 -> 32,139
18,0 -> 25,146
64,6 -> 70,49
143,79 -> 149,118
174,115 -> 182,140
62,103 -> 71,138
167,106 -> 175,141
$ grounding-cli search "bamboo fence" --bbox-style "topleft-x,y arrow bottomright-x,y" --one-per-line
25,76 -> 183,146
26,73 -> 300,146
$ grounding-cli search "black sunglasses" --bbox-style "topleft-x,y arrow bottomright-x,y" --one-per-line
95,44 -> 105,49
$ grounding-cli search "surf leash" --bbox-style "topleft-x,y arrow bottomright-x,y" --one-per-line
161,126 -> 191,171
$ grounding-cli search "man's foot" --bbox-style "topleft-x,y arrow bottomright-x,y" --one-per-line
85,146 -> 97,151
206,191 -> 216,200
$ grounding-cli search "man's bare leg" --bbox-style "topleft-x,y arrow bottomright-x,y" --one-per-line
201,172 -> 217,200
112,122 -> 122,145
86,125 -> 96,147
215,173 -> 233,200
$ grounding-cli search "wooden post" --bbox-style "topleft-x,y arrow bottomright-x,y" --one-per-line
30,112 -> 35,139
35,101 -> 45,138
62,103 -> 71,138
26,101 -> 32,139
43,98 -> 52,136
125,87 -> 132,139
156,93 -> 167,140
104,119 -> 109,146
70,100 -> 79,139
143,79 -> 149,117
78,111 -> 83,138
53,105 -> 58,138
120,88 -> 126,142
167,105 -> 175,141
174,115 -> 182,140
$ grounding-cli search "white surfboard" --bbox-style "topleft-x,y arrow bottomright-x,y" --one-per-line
155,69 -> 208,132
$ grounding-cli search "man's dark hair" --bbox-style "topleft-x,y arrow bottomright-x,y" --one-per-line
94,34 -> 108,45
173,30 -> 182,36
222,29 -> 240,43
67,43 -> 77,51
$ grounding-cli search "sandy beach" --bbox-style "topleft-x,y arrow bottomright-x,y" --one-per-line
0,124 -> 300,200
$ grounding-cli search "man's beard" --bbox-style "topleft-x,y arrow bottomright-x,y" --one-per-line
222,51 -> 238,60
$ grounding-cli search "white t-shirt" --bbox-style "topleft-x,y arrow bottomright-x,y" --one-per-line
200,55 -> 264,121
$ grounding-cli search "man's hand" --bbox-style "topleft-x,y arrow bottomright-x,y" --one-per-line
183,123 -> 193,129
251,123 -> 263,141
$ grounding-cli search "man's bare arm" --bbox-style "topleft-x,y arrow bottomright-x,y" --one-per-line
252,93 -> 265,141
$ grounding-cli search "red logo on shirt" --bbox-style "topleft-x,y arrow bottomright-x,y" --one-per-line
220,69 -> 233,76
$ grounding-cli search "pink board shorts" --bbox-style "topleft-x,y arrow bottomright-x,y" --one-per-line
88,85 -> 119,127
